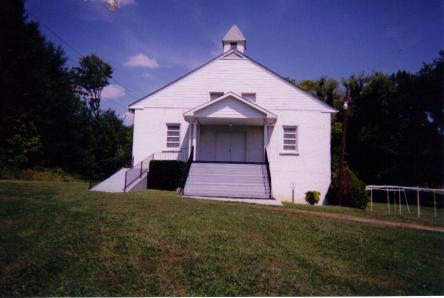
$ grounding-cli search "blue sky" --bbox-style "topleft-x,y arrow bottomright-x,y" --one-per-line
27,0 -> 442,119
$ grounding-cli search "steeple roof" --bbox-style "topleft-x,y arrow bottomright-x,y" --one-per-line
222,24 -> 246,42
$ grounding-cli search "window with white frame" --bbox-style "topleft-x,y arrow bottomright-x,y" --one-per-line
166,124 -> 181,148
283,126 -> 298,152
241,93 -> 256,102
210,92 -> 224,100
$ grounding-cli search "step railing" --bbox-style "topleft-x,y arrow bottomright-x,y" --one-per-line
124,147 -> 190,192
264,147 -> 272,198
181,146 -> 194,193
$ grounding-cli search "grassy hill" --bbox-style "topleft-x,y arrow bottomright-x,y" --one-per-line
0,180 -> 443,296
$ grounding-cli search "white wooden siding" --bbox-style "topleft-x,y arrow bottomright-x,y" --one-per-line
130,58 -> 335,113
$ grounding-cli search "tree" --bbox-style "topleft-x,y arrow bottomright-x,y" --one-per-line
0,1 -> 132,179
0,0 -> 94,172
91,110 -> 132,179
344,59 -> 443,187
295,77 -> 342,108
72,54 -> 113,118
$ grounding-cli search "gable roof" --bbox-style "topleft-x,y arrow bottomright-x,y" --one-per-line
183,92 -> 277,120
243,54 -> 338,113
128,51 -> 227,109
222,24 -> 246,42
128,50 -> 338,113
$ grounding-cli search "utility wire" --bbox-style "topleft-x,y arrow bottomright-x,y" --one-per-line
28,12 -> 142,110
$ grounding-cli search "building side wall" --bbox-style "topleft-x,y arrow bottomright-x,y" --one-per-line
132,108 -> 190,164
267,111 -> 332,204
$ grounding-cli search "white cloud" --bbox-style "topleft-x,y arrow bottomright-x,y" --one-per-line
102,84 -> 126,99
124,53 -> 160,68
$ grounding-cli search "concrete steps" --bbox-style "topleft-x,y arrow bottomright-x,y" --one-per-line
183,162 -> 271,199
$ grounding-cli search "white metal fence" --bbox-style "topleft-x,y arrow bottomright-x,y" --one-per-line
366,185 -> 444,217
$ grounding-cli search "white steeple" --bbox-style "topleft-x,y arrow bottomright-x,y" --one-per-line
222,25 -> 246,53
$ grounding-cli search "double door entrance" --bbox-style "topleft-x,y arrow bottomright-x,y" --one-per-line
197,125 -> 264,163
215,132 -> 246,162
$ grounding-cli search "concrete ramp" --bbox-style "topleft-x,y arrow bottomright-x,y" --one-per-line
90,168 -> 129,192
90,168 -> 148,193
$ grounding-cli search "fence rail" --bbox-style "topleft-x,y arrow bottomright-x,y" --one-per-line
124,147 -> 190,191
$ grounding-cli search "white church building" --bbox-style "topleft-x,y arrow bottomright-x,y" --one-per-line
93,25 -> 337,204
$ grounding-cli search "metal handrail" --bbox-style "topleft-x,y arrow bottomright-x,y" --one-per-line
181,146 -> 194,192
264,147 -> 272,198
89,156 -> 127,190
124,147 -> 190,191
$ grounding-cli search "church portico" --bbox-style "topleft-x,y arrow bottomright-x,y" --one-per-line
184,92 -> 276,163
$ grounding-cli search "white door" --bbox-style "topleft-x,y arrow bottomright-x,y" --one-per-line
216,132 -> 230,161
230,132 -> 246,162
215,132 -> 246,162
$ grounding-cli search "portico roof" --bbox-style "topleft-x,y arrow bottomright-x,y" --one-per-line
183,92 -> 277,125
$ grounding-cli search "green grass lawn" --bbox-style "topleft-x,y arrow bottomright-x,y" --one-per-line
0,180 -> 443,296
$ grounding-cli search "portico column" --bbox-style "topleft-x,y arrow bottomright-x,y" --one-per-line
263,124 -> 268,149
192,122 -> 197,160
188,122 -> 192,155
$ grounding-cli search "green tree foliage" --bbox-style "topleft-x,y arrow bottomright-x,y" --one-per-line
329,167 -> 369,209
91,110 -> 133,179
0,1 -> 131,179
297,77 -> 342,107
287,53 -> 443,188
72,54 -> 113,118
0,1 -> 91,171
346,56 -> 443,186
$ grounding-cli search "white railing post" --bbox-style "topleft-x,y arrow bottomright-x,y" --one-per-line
416,188 -> 420,217
434,191 -> 437,218
398,189 -> 401,216
387,189 -> 390,215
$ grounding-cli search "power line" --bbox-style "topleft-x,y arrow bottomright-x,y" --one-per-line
28,12 -> 141,110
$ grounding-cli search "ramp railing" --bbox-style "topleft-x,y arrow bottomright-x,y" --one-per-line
124,147 -> 189,192
264,147 -> 272,198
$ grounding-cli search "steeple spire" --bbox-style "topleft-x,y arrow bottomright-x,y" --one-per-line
222,25 -> 246,53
